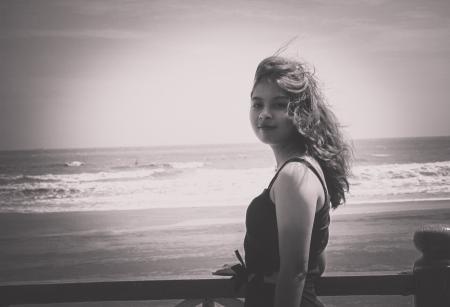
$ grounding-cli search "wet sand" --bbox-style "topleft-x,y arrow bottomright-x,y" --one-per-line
1,200 -> 449,306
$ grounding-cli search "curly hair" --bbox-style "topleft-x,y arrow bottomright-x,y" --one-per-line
253,56 -> 352,209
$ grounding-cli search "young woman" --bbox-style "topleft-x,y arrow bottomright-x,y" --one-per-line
242,56 -> 352,307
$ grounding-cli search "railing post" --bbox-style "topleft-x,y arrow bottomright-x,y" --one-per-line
413,224 -> 450,307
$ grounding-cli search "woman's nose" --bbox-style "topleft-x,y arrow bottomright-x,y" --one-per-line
258,108 -> 272,120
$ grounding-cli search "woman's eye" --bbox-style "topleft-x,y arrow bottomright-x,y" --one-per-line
274,102 -> 288,109
251,102 -> 263,109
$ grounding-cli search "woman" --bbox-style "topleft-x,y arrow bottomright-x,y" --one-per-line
241,55 -> 351,307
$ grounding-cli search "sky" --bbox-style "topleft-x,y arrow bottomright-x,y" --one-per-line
1,0 -> 449,150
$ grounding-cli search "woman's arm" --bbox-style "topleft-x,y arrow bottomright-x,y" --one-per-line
271,162 -> 322,307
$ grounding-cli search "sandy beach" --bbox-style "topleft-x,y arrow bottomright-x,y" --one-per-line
1,200 -> 449,306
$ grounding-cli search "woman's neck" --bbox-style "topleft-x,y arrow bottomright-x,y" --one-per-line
270,141 -> 306,169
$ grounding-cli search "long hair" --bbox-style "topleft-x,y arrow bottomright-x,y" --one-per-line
253,56 -> 352,209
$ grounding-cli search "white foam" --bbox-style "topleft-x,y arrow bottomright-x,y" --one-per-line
169,161 -> 205,169
334,198 -> 450,215
65,161 -> 84,167
370,153 -> 391,157
349,160 -> 450,199
2,160 -> 450,213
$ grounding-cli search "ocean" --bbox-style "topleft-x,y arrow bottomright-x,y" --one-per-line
1,137 -> 450,307
1,136 -> 449,213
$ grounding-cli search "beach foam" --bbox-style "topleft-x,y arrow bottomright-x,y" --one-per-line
1,139 -> 450,213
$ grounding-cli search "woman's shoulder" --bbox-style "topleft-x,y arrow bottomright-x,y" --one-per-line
276,159 -> 309,183
275,158 -> 316,187
272,157 -> 322,194
278,155 -> 322,178
283,155 -> 326,186
270,156 -> 325,208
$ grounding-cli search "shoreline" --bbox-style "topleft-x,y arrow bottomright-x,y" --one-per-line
1,200 -> 448,306
1,196 -> 449,216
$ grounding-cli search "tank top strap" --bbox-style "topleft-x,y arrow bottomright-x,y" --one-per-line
268,156 -> 330,207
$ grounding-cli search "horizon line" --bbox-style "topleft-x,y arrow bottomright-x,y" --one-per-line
1,134 -> 450,153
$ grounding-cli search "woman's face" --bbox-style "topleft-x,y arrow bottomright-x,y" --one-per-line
250,79 -> 298,146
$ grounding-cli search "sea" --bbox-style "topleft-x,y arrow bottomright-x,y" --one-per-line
1,137 -> 449,307
1,136 -> 449,213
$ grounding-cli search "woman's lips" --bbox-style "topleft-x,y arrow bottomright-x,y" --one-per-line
258,125 -> 276,130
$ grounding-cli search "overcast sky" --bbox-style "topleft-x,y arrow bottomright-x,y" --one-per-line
1,0 -> 449,150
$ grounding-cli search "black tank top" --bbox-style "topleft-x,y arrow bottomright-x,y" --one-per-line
244,156 -> 330,276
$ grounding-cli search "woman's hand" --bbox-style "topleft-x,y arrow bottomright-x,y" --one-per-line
213,250 -> 246,276
213,263 -> 248,291
212,264 -> 238,276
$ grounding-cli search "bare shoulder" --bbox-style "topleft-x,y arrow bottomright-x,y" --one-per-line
270,161 -> 324,210
275,161 -> 315,187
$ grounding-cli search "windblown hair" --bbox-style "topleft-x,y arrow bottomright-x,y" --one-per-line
253,56 -> 352,209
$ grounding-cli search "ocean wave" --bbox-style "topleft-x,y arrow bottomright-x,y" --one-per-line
1,167 -> 186,186
351,160 -> 450,181
1,161 -> 205,186
168,161 -> 205,169
370,153 -> 391,157
347,196 -> 450,205
0,175 -> 59,185
347,160 -> 450,202
5,186 -> 82,200
141,163 -> 172,169
112,161 -> 205,171
112,162 -> 172,170
64,161 -> 84,167
87,161 -> 205,182
1,160 -> 449,213
146,161 -> 206,169
0,163 -> 197,204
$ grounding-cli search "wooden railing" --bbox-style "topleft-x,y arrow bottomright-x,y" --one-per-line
1,225 -> 448,307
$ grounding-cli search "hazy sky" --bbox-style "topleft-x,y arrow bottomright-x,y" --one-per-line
1,0 -> 449,150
